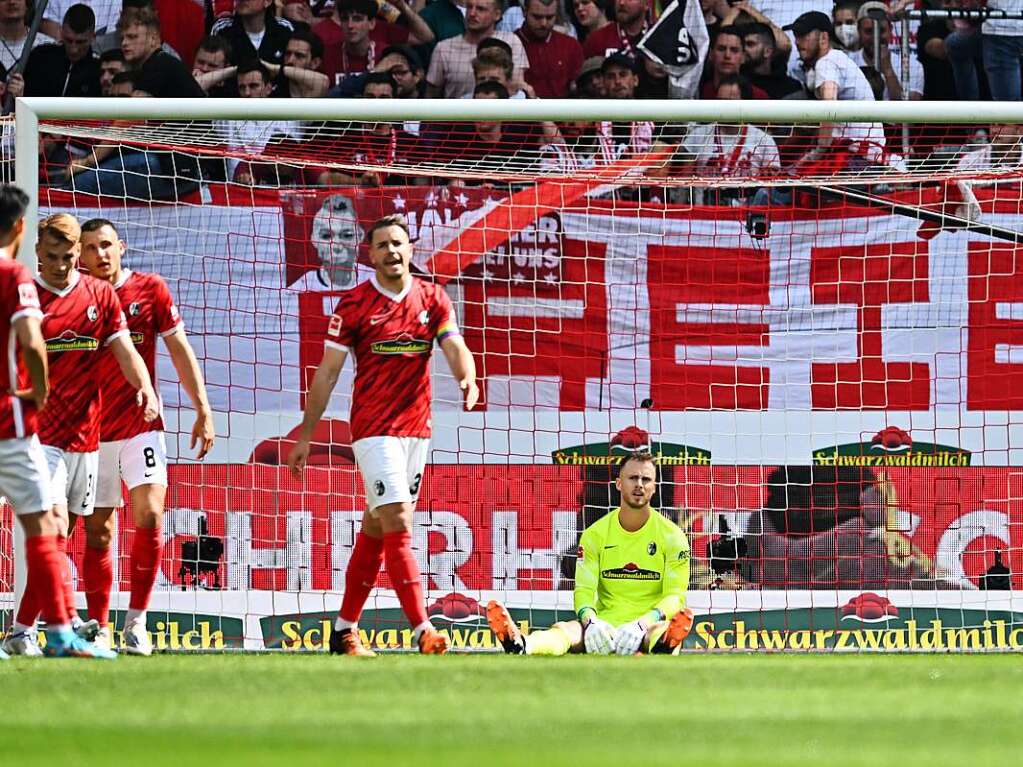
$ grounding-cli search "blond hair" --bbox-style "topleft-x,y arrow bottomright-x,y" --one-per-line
38,213 -> 82,244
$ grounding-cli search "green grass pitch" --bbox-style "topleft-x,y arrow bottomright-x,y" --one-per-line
2,654 -> 1020,766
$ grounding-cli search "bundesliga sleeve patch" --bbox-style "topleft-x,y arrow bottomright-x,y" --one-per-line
18,282 -> 40,308
327,314 -> 343,337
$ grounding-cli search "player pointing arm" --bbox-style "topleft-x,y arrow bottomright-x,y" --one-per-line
287,214 -> 477,657
487,451 -> 695,656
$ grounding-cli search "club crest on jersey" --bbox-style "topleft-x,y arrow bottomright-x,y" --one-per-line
647,542 -> 657,556
576,545 -> 585,559
86,305 -> 98,321
128,302 -> 141,316
419,310 -> 429,325
327,313 -> 343,337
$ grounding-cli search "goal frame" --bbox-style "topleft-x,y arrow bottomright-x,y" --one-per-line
9,95 -> 1023,645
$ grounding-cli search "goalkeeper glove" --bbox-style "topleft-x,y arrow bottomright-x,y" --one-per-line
583,617 -> 617,655
614,619 -> 647,656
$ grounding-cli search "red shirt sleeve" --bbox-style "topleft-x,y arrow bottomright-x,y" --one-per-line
9,263 -> 41,322
325,293 -> 359,351
152,276 -> 183,336
102,282 -> 129,344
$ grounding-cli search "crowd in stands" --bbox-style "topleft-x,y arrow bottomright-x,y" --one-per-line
0,0 -> 1020,200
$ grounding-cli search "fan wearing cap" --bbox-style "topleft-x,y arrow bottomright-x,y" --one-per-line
784,10 -> 886,169
847,2 -> 923,101
593,54 -> 654,162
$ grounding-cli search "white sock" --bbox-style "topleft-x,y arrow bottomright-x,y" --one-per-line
334,617 -> 355,632
125,609 -> 146,626
12,622 -> 34,634
413,621 -> 433,641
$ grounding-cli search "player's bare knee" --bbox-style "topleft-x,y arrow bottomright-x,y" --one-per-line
130,483 -> 166,529
85,511 -> 115,549
376,502 -> 413,533
361,511 -> 384,538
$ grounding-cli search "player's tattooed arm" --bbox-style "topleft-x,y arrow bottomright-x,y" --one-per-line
108,334 -> 159,422
164,328 -> 215,459
440,335 -> 479,411
287,345 -> 348,479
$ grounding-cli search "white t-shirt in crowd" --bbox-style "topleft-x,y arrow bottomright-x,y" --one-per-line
849,46 -> 925,99
214,119 -> 304,179
45,0 -> 121,34
984,0 -> 1023,36
791,49 -> 887,160
682,123 -> 781,178
0,31 -> 54,71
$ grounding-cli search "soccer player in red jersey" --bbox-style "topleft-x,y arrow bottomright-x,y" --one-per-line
8,214 -> 158,657
287,214 -> 478,657
78,218 -> 214,655
0,188 -> 113,659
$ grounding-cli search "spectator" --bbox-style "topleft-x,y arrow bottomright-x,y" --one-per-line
98,49 -> 126,96
831,0 -> 860,52
582,0 -> 647,59
496,0 -> 525,35
193,35 -> 236,96
701,0 -> 730,43
597,53 -> 653,160
741,22 -> 801,99
212,0 -> 294,65
471,46 -> 528,97
426,0 -> 528,98
849,2 -> 923,101
0,0 -> 54,71
283,0 -> 318,28
313,73 -> 420,186
119,6 -> 205,98
701,26 -> 768,99
108,68 -> 139,98
214,61 -> 304,185
376,44 -> 426,99
859,64 -> 885,102
575,55 -> 604,96
718,1 -> 792,61
420,0 -> 467,60
785,11 -> 886,168
92,1 -> 190,62
314,0 -> 434,88
272,28 -> 330,97
42,0 -> 120,38
918,0 -> 988,102
678,75 -> 780,204
516,0 -> 583,98
982,0 -> 1023,101
944,0 -> 986,102
958,123 -> 1023,171
23,3 -> 100,98
569,0 -> 609,43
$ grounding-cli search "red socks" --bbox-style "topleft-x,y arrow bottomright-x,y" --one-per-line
83,544 -> 113,627
339,531 -> 385,623
24,535 -> 69,627
382,530 -> 428,629
129,526 -> 162,611
56,534 -> 78,620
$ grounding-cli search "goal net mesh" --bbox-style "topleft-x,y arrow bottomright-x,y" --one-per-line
3,113 -> 1023,652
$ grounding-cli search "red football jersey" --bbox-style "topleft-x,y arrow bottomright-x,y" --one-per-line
325,275 -> 460,441
99,270 -> 183,442
0,259 -> 43,440
37,273 -> 128,451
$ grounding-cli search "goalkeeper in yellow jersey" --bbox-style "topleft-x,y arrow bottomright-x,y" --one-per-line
487,451 -> 694,656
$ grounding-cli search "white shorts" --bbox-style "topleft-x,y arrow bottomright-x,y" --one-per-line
95,431 -> 169,508
352,436 -> 429,513
42,445 -> 99,516
0,435 -> 52,515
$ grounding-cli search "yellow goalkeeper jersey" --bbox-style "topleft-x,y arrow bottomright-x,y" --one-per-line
573,508 -> 691,628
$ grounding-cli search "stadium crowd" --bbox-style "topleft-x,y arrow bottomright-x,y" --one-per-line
0,0 -> 1019,198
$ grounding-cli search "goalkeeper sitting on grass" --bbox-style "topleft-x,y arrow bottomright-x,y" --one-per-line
488,451 -> 694,656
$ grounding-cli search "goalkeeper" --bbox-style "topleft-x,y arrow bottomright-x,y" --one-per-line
487,451 -> 694,656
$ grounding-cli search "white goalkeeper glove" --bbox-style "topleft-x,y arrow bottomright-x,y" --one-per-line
583,617 -> 617,655
615,620 -> 647,656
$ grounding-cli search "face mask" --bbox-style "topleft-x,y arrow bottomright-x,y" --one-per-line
835,22 -> 859,49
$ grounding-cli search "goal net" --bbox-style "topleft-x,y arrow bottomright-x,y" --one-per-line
4,98 -> 1023,652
